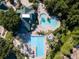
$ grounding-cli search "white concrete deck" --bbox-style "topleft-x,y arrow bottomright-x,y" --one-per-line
6,1 -> 16,11
20,0 -> 33,7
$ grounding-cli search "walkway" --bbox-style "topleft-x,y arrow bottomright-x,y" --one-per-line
38,3 -> 50,23
20,0 -> 33,7
5,1 -> 16,11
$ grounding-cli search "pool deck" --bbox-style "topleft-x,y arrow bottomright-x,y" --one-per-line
38,3 -> 50,24
20,0 -> 33,7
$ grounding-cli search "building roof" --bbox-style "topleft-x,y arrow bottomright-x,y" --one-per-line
16,5 -> 35,14
21,14 -> 30,18
0,3 -> 8,10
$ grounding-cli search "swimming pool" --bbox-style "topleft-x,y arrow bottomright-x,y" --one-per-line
40,13 -> 60,31
29,35 -> 45,57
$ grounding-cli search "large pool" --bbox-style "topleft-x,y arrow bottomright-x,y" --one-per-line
40,13 -> 60,30
29,35 -> 45,57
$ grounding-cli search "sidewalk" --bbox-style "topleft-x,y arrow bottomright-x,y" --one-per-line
20,0 -> 33,7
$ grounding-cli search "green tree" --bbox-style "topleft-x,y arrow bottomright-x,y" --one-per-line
61,37 -> 74,55
29,0 -> 33,2
45,0 -> 79,59
45,0 -> 79,29
44,0 -> 68,17
0,8 -> 20,32
5,32 -> 13,42
32,2 -> 38,10
0,37 -> 13,59
8,0 -> 14,4
53,52 -> 63,59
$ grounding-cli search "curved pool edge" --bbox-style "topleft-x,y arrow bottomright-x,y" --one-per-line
39,13 -> 61,32
52,20 -> 61,31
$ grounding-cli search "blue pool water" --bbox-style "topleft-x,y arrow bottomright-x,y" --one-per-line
40,13 -> 59,30
29,35 -> 45,57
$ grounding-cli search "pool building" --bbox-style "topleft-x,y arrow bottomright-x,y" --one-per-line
20,10 -> 38,32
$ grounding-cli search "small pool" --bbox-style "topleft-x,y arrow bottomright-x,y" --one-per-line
29,35 -> 45,57
40,13 -> 60,30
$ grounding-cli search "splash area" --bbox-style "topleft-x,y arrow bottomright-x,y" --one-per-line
40,13 -> 60,31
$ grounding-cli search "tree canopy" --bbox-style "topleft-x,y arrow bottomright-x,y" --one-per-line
0,37 -> 13,59
0,8 -> 20,32
45,0 -> 79,59
44,0 -> 79,30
